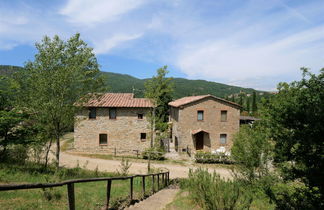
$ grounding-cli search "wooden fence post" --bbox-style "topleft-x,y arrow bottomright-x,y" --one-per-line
105,180 -> 112,210
152,175 -> 155,193
162,173 -> 165,187
130,177 -> 134,201
167,172 -> 169,185
157,174 -> 160,190
142,176 -> 145,198
67,183 -> 75,210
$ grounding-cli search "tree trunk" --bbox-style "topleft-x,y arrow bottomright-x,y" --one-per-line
55,134 -> 60,170
44,139 -> 53,168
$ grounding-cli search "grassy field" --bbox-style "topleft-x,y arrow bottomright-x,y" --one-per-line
0,162 -> 160,210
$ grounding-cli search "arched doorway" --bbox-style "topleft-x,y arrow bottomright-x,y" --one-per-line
192,129 -> 209,151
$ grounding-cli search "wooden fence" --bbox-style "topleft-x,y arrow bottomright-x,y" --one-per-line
0,171 -> 170,210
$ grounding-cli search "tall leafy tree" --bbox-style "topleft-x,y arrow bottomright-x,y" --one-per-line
16,33 -> 105,168
144,66 -> 174,132
262,68 -> 324,207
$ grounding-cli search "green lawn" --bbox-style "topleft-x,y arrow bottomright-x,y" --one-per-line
0,162 -> 162,209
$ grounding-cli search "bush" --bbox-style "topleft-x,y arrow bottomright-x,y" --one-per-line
142,147 -> 165,160
186,168 -> 253,210
0,144 -> 29,164
194,151 -> 233,164
270,181 -> 322,210
116,158 -> 132,176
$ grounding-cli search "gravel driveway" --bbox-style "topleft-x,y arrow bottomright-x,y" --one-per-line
57,151 -> 232,179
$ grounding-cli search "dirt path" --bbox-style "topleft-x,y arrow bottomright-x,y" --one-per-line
56,151 -> 232,179
125,187 -> 180,210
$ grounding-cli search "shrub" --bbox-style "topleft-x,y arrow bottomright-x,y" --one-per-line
186,168 -> 253,210
116,158 -> 132,176
270,181 -> 322,210
194,151 -> 233,164
142,147 -> 165,160
0,144 -> 29,164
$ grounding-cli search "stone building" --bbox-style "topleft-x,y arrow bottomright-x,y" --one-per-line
74,93 -> 153,153
168,95 -> 241,153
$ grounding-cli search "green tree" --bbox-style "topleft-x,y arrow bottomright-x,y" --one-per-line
246,97 -> 250,113
0,76 -> 36,159
251,91 -> 257,114
231,124 -> 272,182
262,68 -> 324,207
16,33 -> 104,169
144,66 -> 174,132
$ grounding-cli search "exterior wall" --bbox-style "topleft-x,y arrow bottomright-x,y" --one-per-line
74,107 -> 151,153
170,98 -> 240,153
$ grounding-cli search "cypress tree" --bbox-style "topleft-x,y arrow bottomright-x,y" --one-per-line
246,97 -> 250,113
252,91 -> 257,114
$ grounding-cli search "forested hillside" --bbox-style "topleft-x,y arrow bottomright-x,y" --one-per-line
1,65 -> 268,100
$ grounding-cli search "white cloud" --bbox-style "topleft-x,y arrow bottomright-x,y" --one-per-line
174,25 -> 324,89
94,33 -> 142,54
60,0 -> 147,25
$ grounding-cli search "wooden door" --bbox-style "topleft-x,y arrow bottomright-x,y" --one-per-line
195,132 -> 204,150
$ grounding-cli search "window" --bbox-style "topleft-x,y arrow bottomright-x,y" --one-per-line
197,110 -> 204,121
220,134 -> 227,144
140,133 -> 146,141
99,134 -> 108,145
89,108 -> 96,119
109,108 -> 116,119
138,113 -> 143,119
221,110 -> 227,122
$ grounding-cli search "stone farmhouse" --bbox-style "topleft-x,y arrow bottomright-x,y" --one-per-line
168,95 -> 241,153
74,93 -> 241,155
74,93 -> 153,153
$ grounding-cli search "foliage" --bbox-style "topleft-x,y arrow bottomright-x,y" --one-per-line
144,66 -> 174,131
0,109 -> 37,157
15,34 -> 105,168
269,181 -> 321,210
261,68 -> 324,207
116,158 -> 132,176
231,124 -> 272,182
186,168 -> 253,210
194,151 -> 233,164
142,147 -> 166,160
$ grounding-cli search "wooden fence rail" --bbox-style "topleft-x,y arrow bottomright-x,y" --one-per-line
0,171 -> 170,210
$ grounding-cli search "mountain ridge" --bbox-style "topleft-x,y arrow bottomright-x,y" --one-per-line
0,65 -> 268,99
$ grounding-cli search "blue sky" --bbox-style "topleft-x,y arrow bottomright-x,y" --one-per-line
0,0 -> 324,90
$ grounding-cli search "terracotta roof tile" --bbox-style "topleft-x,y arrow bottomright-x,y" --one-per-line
168,94 -> 241,108
84,93 -> 153,108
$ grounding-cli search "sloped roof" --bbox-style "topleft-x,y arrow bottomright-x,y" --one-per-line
83,93 -> 153,108
240,116 -> 260,121
168,94 -> 241,109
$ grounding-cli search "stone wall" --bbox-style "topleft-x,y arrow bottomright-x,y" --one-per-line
170,98 -> 240,153
74,107 -> 151,154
